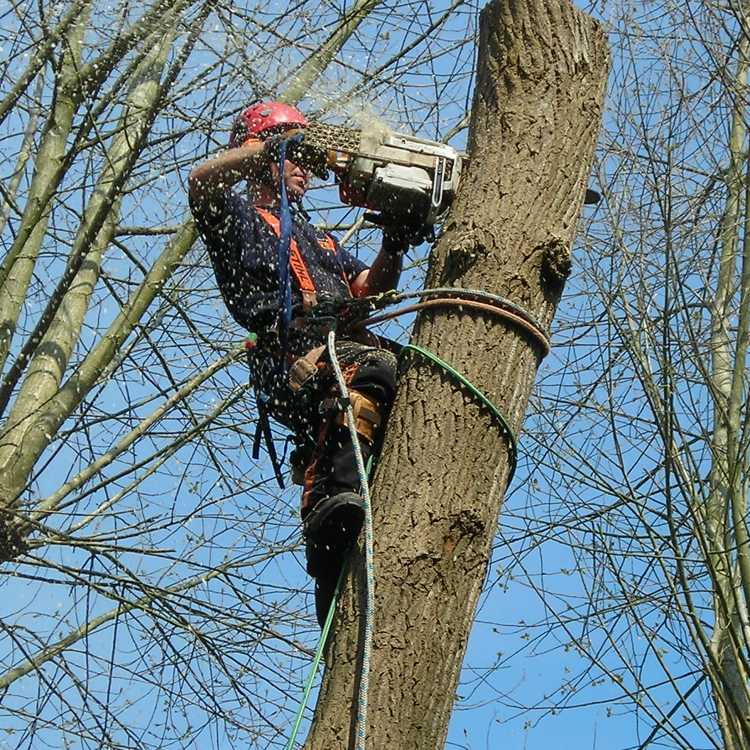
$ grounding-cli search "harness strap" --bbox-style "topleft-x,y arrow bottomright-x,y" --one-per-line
251,397 -> 285,488
255,207 -> 356,306
318,235 -> 336,252
320,233 -> 356,293
288,344 -> 327,392
256,207 -> 318,311
246,343 -> 286,489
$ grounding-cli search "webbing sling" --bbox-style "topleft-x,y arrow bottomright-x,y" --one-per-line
246,339 -> 286,489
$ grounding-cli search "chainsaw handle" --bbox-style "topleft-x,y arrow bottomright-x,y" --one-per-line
364,211 -> 435,247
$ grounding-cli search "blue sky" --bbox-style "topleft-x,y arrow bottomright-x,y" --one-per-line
1,1 -> 740,748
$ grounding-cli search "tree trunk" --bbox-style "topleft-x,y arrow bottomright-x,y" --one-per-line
305,0 -> 609,748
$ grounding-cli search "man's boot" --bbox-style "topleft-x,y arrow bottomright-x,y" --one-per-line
300,387 -> 384,623
303,491 -> 364,578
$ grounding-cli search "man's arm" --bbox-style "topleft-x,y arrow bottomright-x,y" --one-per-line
187,140 -> 268,209
350,232 -> 408,297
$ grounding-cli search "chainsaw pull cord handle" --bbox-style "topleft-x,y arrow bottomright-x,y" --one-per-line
428,156 -> 446,226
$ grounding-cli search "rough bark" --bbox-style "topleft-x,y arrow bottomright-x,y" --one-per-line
304,0 -> 609,747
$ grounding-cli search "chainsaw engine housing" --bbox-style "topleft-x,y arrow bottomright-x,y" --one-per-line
305,122 -> 464,228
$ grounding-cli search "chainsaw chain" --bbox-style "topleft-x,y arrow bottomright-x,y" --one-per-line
305,121 -> 362,154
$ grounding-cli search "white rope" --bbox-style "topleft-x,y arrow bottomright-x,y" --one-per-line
326,329 -> 374,750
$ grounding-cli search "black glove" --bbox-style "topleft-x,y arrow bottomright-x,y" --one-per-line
263,131 -> 329,180
365,211 -> 435,249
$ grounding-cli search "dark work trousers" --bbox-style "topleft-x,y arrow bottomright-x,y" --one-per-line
249,336 -> 397,622
251,337 -> 397,501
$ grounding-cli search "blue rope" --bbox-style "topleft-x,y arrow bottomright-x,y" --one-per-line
276,134 -> 305,352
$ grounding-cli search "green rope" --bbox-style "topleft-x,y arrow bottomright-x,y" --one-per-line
400,344 -> 518,484
283,342 -> 517,748
285,454 -> 374,750
284,565 -> 345,750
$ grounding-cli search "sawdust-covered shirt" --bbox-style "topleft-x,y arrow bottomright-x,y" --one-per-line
190,189 -> 367,350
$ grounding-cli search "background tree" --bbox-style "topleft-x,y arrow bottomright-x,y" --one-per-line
0,2 -> 478,747
488,2 -> 750,749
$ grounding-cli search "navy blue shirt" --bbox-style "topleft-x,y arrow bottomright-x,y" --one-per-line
190,189 -> 367,349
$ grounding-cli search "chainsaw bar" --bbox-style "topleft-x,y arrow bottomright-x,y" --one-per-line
304,121 -> 363,155
304,120 -> 465,226
305,120 -> 459,174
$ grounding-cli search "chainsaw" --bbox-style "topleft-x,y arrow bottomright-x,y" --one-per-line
303,121 -> 465,231
301,121 -> 600,232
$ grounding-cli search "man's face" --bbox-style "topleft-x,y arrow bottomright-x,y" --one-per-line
270,158 -> 309,200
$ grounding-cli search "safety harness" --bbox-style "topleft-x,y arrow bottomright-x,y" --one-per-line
254,207 -> 319,312
248,141 -> 358,489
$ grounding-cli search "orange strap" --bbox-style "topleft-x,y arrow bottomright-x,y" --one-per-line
317,232 -> 354,294
255,207 -> 356,308
318,235 -> 336,253
255,207 -> 317,310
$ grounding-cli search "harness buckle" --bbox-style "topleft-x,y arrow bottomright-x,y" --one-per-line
319,395 -> 351,416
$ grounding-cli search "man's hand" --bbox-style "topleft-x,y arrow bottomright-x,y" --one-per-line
262,130 -> 329,179
365,211 -> 435,249
188,138 -> 268,207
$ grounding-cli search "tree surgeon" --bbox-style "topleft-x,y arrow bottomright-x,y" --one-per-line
188,102 -> 411,623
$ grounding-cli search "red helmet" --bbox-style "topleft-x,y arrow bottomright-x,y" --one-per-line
229,101 -> 307,148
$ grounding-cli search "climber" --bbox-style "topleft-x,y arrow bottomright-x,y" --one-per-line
187,101 -> 410,625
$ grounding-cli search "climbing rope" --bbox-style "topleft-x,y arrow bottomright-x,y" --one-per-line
315,286 -> 552,356
276,138 -> 294,346
358,295 -> 549,356
283,329 -> 376,750
283,564 -> 345,750
315,284 -> 538,486
281,285 -> 540,747
381,287 -> 549,341
400,343 -> 519,483
326,328 -> 375,750
282,336 -> 518,750
275,133 -> 307,352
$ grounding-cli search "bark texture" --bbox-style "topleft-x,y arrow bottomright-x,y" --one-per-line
305,1 -> 609,748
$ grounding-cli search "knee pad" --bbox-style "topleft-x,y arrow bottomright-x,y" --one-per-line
336,389 -> 382,443
349,362 -> 397,404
